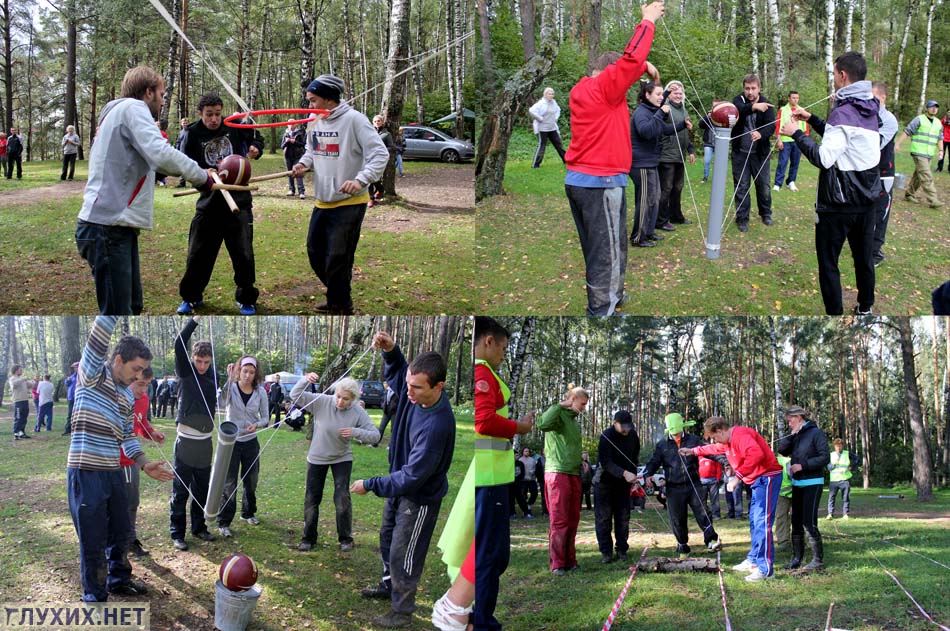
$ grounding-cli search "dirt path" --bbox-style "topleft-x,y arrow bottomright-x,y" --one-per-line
0,179 -> 86,206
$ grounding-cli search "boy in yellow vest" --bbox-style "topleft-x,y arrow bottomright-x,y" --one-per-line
826,438 -> 853,520
895,99 -> 943,208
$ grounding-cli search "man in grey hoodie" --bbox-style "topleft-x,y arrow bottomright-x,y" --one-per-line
76,65 -> 214,315
291,74 -> 389,315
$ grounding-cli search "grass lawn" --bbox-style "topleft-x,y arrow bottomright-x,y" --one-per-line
0,154 -> 474,314
477,130 -> 949,315
0,401 -> 474,631
502,486 -> 950,631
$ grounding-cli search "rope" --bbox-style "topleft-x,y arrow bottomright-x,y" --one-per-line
880,538 -> 950,571
716,550 -> 733,631
600,545 -> 649,631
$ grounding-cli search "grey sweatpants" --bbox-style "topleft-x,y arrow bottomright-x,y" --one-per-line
565,184 -> 627,315
122,464 -> 140,541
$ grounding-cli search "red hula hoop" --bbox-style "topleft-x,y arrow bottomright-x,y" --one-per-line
223,108 -> 331,129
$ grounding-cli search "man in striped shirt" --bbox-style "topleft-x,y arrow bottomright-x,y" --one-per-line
67,316 -> 174,602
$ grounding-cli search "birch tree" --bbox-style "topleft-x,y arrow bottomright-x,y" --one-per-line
824,0 -> 836,94
917,0 -> 937,113
380,0 -> 411,195
765,0 -> 784,88
893,0 -> 917,108
768,317 -> 784,433
844,0 -> 854,50
750,0 -> 760,76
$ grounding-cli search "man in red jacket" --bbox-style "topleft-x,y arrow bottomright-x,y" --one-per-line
681,417 -> 783,582
564,2 -> 664,316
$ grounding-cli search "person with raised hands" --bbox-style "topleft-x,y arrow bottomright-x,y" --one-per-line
353,331 -> 456,629
563,1 -> 664,315
293,371 -> 379,553
169,315 -> 218,551
215,354 -> 270,538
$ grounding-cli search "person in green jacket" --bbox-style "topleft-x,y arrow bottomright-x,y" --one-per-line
826,438 -> 853,520
537,385 -> 588,576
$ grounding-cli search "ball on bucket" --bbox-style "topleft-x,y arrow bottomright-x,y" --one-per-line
220,553 -> 258,591
710,101 -> 740,127
217,155 -> 252,186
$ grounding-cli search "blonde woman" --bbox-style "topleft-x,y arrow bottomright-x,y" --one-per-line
292,373 -> 379,552
529,87 -> 566,167
536,385 -> 589,575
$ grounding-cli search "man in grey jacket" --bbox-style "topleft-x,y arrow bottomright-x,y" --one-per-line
76,65 -> 215,315
291,74 -> 389,315
61,125 -> 81,181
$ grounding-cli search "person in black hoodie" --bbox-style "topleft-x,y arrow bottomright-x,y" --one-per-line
639,413 -> 720,557
628,82 -> 689,247
775,404 -> 830,572
169,316 -> 218,551
177,93 -> 265,316
594,410 -> 640,563
731,74 -> 776,232
351,331 -> 456,629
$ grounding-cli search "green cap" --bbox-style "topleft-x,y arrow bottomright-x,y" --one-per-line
664,412 -> 695,435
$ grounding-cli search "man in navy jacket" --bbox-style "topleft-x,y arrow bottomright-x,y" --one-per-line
352,331 -> 456,629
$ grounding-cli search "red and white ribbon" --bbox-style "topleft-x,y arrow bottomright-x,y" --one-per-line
716,550 -> 733,631
601,545 -> 649,631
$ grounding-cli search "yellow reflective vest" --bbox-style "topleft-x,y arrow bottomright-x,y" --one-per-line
909,114 -> 942,158
829,449 -> 853,482
474,359 -> 514,486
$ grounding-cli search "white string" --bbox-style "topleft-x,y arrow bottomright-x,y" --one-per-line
664,102 -> 708,246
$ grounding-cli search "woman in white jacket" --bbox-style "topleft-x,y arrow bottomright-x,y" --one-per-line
216,355 -> 270,537
529,87 -> 567,167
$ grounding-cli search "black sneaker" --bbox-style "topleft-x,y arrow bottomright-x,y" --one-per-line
854,305 -> 873,315
631,240 -> 656,248
600,553 -> 614,564
617,551 -> 629,562
762,215 -> 774,226
647,233 -> 664,241
737,223 -> 749,233
172,539 -> 188,551
194,531 -> 216,542
874,255 -> 885,267
110,579 -> 147,596
361,585 -> 392,599
130,539 -> 150,557
298,541 -> 313,552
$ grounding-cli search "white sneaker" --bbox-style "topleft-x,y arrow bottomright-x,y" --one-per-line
732,559 -> 756,572
773,185 -> 780,192
744,568 -> 771,582
431,593 -> 472,631
242,516 -> 260,526
218,527 -> 233,538
787,181 -> 799,192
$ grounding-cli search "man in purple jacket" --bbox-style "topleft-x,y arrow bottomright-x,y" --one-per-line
351,331 -> 456,629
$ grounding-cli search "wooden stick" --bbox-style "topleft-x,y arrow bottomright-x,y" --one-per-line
211,171 -> 240,213
247,169 -> 294,183
172,183 -> 259,198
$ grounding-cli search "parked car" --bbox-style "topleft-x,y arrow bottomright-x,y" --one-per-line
359,380 -> 385,408
399,125 -> 475,163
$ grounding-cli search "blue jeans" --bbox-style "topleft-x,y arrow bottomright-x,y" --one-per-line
774,141 -> 801,187
75,221 -> 143,315
395,153 -> 404,176
35,402 -> 53,431
703,146 -> 714,180
67,468 -> 134,601
475,484 -> 510,630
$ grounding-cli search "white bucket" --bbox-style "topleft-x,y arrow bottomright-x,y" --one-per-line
894,172 -> 908,189
214,580 -> 262,631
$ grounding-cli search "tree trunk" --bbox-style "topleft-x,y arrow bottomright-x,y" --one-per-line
824,0 -> 836,95
2,0 -> 12,133
844,0 -> 854,50
178,0 -> 189,120
765,0 -> 784,88
298,0 -> 316,93
64,0 -> 78,130
0,316 -> 13,407
380,0 -> 411,196
893,0 -> 916,109
161,0 -> 181,128
917,0 -> 936,113
768,317 -> 784,434
507,317 -> 536,424
412,0 -> 426,121
247,16 -> 267,111
520,0 -> 537,61
896,317 -> 934,501
476,0 -> 496,105
860,0 -> 867,55
750,0 -> 760,76
586,0 -> 602,75
60,317 -> 81,379
475,0 -> 559,200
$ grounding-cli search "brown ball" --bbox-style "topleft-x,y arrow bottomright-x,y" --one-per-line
219,553 -> 258,591
710,101 -> 740,128
217,154 -> 252,186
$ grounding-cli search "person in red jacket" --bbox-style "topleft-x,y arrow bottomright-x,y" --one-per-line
938,107 -> 950,172
680,417 -> 783,582
119,367 -> 166,558
698,455 -> 723,519
563,2 -> 664,316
